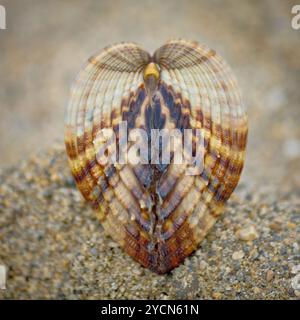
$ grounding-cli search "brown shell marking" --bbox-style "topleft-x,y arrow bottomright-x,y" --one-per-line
65,40 -> 248,274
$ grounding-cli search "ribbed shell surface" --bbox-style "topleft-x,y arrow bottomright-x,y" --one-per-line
65,40 -> 248,274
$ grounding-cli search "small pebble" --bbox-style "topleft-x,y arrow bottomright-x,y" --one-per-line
253,287 -> 261,294
266,270 -> 274,282
291,274 -> 300,291
107,241 -> 119,248
232,250 -> 245,260
236,225 -> 259,241
212,292 -> 222,299
269,220 -> 282,231
283,140 -> 300,159
291,265 -> 300,274
292,242 -> 299,253
287,222 -> 296,229
199,260 -> 208,271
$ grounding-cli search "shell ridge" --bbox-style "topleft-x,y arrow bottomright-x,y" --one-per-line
65,40 -> 248,274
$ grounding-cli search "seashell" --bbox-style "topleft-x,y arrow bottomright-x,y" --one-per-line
64,40 -> 248,274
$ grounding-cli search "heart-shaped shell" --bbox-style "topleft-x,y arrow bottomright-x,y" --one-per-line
65,40 -> 248,274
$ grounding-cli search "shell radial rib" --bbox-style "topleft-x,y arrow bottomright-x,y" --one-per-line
64,40 -> 248,274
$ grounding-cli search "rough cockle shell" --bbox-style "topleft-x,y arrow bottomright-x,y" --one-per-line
64,40 -> 248,274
